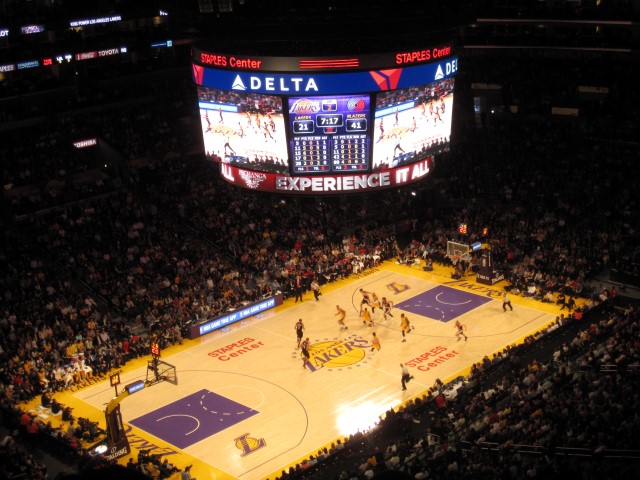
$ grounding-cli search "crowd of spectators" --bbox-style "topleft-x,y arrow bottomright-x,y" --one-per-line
2,17 -> 640,479
0,428 -> 48,479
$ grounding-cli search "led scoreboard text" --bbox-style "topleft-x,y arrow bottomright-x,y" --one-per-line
395,46 -> 452,65
200,53 -> 263,69
288,95 -> 371,174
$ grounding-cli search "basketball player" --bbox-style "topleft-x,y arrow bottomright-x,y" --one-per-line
335,305 -> 348,330
455,320 -> 468,341
376,118 -> 385,143
400,313 -> 413,342
370,332 -> 381,355
359,288 -> 371,317
237,122 -> 245,138
205,111 -> 211,132
361,306 -> 373,327
295,319 -> 305,348
393,138 -> 406,158
410,116 -> 417,133
218,106 -> 224,124
263,123 -> 274,142
300,337 -> 311,369
223,137 -> 236,156
294,275 -> 303,303
370,292 -> 380,314
393,107 -> 399,126
381,297 -> 394,321
434,105 -> 443,124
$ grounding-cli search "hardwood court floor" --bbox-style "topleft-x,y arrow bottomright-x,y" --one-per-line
51,260 -> 569,480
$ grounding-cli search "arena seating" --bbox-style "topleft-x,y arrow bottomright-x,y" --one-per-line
1,1 -> 639,478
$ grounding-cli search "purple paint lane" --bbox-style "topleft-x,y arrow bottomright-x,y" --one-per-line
130,389 -> 259,449
395,285 -> 491,323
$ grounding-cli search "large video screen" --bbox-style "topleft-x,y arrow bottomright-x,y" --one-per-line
198,86 -> 288,174
193,50 -> 458,194
372,77 -> 454,171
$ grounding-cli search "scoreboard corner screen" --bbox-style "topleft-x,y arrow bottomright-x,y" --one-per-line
192,46 -> 458,194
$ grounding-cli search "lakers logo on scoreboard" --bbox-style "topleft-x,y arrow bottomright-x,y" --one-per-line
290,98 -> 321,114
234,433 -> 266,457
386,282 -> 410,295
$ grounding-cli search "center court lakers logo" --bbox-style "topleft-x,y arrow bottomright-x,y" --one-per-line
234,433 -> 266,457
294,335 -> 371,372
205,124 -> 236,136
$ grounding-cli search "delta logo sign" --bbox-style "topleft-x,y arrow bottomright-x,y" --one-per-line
232,74 -> 319,93
368,59 -> 457,91
369,69 -> 403,91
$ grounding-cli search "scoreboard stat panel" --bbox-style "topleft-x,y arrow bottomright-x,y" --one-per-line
288,95 -> 371,174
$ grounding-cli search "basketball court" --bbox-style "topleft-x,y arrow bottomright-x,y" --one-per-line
54,260 -> 566,480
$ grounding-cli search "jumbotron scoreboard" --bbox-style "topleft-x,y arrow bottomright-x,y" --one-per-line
192,44 -> 458,194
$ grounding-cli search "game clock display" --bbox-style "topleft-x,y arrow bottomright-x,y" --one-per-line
288,95 -> 371,174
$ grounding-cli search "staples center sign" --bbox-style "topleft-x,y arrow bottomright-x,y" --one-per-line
200,53 -> 263,69
395,45 -> 452,65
